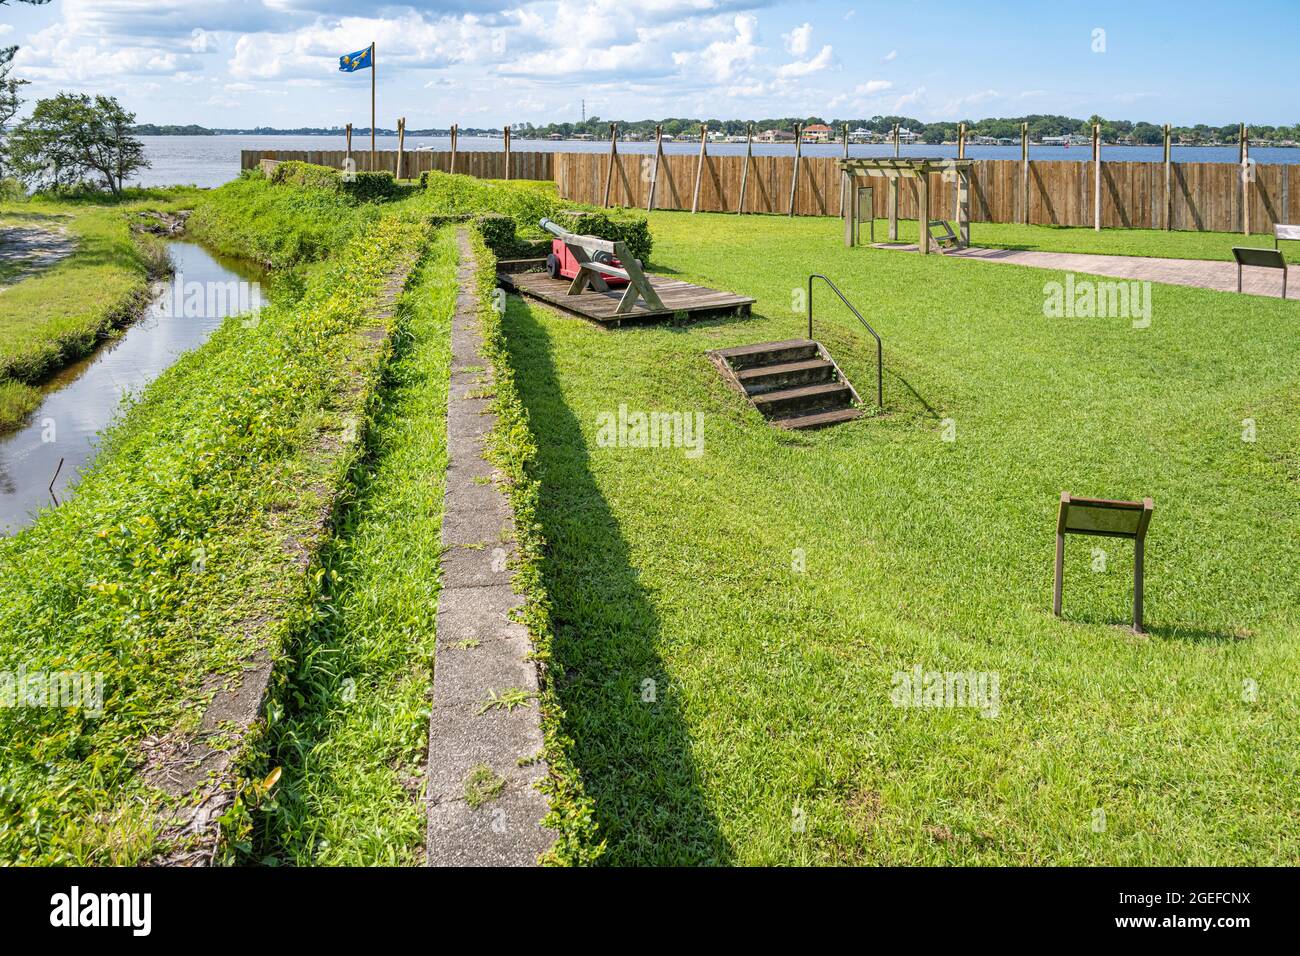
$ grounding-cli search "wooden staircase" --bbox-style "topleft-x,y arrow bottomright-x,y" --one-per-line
710,339 -> 863,430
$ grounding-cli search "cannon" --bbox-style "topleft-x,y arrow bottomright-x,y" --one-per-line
540,217 -> 628,286
531,217 -> 665,314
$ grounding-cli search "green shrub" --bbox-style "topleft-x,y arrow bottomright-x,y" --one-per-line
552,209 -> 653,263
473,214 -> 516,257
417,171 -> 654,262
268,160 -> 403,203
269,160 -> 341,191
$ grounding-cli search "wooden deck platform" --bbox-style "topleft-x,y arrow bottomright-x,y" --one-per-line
497,268 -> 755,326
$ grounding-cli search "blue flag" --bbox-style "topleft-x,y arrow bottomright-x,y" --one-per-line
339,47 -> 372,72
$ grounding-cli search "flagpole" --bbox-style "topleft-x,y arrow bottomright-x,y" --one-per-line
370,41 -> 376,172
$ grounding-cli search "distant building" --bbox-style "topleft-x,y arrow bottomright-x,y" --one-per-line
548,132 -> 563,140
897,128 -> 923,144
802,123 -> 833,142
757,128 -> 796,143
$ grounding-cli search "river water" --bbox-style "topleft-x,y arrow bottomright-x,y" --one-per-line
134,135 -> 1300,190
0,241 -> 264,534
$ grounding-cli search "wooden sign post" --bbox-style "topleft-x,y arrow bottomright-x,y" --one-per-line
1054,493 -> 1154,633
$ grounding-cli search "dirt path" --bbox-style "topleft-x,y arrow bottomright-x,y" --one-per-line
0,224 -> 78,292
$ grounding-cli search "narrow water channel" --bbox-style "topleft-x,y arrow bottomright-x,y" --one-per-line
0,241 -> 265,534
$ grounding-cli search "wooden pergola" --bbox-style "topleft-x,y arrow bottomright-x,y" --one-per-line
838,157 -> 974,254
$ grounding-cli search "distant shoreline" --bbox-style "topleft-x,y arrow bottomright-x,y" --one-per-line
136,130 -> 1299,149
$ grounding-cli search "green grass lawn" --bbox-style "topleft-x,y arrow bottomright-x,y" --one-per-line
860,215 -> 1300,262
503,209 -> 1300,864
0,190 -> 198,431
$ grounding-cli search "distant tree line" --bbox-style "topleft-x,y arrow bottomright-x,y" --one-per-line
512,114 -> 1300,144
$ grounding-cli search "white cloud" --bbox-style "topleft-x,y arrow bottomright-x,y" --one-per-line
883,49 -> 897,61
784,22 -> 812,56
777,43 -> 833,79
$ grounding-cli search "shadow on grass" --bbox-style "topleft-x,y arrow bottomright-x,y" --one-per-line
504,296 -> 732,865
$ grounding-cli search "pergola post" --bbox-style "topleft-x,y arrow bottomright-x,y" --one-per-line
918,171 -> 929,255
954,121 -> 966,223
958,168 -> 971,247
888,124 -> 900,239
843,170 -> 854,247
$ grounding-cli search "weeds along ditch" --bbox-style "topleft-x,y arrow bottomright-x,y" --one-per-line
0,201 -> 425,862
0,164 -> 644,864
0,190 -> 201,433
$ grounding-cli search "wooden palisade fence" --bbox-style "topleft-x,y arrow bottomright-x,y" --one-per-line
241,146 -> 1300,234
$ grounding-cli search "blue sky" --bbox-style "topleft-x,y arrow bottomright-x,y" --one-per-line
2,1 -> 1296,128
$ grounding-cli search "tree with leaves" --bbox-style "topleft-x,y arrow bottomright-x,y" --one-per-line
8,93 -> 148,194
0,0 -> 49,177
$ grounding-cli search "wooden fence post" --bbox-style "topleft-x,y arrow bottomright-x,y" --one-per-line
602,122 -> 618,207
692,124 -> 708,214
647,124 -> 663,212
396,117 -> 405,180
737,123 -> 752,215
504,124 -> 512,180
1093,122 -> 1102,231
345,123 -> 353,165
1021,122 -> 1029,225
1241,123 -> 1250,235
892,122 -> 900,157
788,123 -> 802,216
1170,123 -> 1180,231
449,124 -> 458,175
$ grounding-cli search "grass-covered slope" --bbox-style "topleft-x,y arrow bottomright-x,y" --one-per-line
0,215 -> 425,865
0,191 -> 194,431
502,209 -> 1300,864
187,167 -> 384,268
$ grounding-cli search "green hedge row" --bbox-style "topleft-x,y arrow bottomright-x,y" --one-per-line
268,160 -> 405,203
417,171 -> 653,263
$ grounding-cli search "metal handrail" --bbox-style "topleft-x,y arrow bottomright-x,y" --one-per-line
807,274 -> 883,408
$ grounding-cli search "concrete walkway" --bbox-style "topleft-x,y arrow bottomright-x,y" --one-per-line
425,229 -> 553,866
877,243 -> 1296,300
